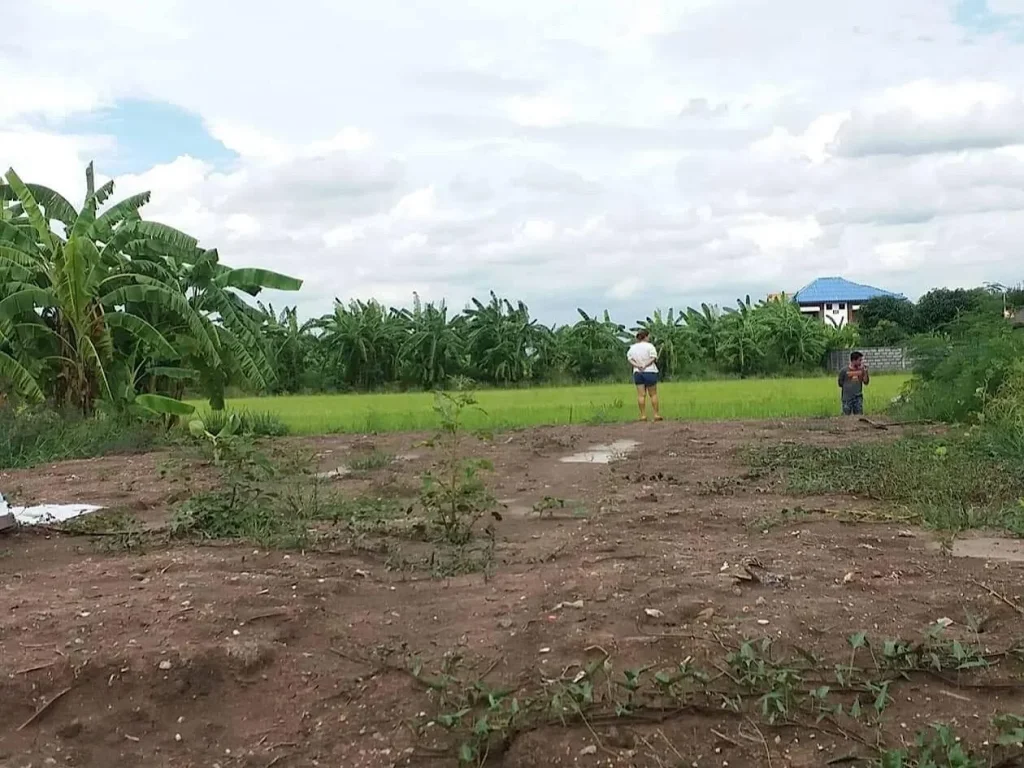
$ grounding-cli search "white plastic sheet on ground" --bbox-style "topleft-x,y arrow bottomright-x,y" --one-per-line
0,491 -> 102,527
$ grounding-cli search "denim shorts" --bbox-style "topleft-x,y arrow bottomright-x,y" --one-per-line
633,371 -> 659,388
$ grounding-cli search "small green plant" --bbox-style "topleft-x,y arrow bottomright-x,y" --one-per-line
877,723 -> 986,768
197,408 -> 289,438
188,412 -> 241,465
748,505 -> 811,531
348,450 -> 395,472
404,625 -> 1021,767
419,392 -> 496,545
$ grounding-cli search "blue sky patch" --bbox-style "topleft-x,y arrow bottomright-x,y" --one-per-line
42,99 -> 238,176
954,0 -> 1024,37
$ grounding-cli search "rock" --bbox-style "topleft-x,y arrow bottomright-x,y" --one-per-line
579,745 -> 598,756
158,660 -> 172,671
644,608 -> 664,619
696,607 -> 716,622
553,600 -> 584,611
57,719 -> 83,740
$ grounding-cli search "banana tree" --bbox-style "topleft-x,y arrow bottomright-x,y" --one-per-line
0,164 -> 208,414
149,247 -> 302,408
257,302 -> 318,393
464,292 -> 548,385
683,303 -> 723,363
397,294 -> 465,389
718,296 -> 766,376
313,299 -> 406,390
636,308 -> 702,379
565,309 -> 627,380
757,297 -> 828,368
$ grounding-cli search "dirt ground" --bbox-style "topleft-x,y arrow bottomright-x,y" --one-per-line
2,418 -> 1023,767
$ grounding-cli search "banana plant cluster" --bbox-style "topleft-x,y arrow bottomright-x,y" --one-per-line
0,164 -> 301,415
262,291 -> 854,392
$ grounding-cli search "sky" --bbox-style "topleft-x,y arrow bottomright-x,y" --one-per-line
4,0 -> 1024,324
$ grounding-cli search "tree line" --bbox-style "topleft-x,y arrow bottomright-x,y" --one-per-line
3,163 -> 1019,408
260,285 -> 1021,394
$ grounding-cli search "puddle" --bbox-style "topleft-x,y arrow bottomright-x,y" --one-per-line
560,439 -> 639,464
950,537 -> 1024,563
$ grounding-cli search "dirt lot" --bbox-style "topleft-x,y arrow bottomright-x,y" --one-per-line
1,418 -> 1023,767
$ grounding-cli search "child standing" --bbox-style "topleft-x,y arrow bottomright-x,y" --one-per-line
838,351 -> 870,415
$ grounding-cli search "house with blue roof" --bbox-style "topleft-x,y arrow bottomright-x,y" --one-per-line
790,277 -> 904,328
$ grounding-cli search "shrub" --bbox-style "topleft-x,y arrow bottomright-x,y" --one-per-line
895,313 -> 1024,423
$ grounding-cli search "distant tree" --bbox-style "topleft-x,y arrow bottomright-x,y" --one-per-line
914,288 -> 986,333
861,319 -> 907,347
858,296 -> 915,334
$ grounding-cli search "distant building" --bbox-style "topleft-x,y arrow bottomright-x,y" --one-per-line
790,277 -> 904,328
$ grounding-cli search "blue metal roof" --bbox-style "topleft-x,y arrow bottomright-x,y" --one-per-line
794,277 -> 904,304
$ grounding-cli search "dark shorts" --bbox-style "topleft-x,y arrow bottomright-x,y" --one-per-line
633,371 -> 658,388
842,395 -> 864,416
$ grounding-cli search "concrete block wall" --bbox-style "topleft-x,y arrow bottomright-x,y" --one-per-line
826,347 -> 911,373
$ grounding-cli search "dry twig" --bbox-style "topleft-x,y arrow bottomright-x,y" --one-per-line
17,686 -> 73,731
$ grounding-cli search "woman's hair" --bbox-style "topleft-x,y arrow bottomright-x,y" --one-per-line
636,329 -> 650,341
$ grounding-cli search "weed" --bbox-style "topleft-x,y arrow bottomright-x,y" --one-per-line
531,496 -> 588,519
748,435 -> 1024,534
59,508 -> 147,553
405,625 -> 1022,767
319,495 -> 409,533
348,450 -> 395,472
170,439 -> 310,547
748,505 -> 812,531
419,392 -> 497,545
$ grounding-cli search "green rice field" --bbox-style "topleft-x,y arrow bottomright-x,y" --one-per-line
200,375 -> 911,435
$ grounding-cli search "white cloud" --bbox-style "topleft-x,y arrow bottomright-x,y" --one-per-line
5,0 -> 1024,321
831,80 -> 1024,157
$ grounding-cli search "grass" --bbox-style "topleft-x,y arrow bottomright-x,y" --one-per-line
195,375 -> 911,434
0,407 -> 163,470
749,432 -> 1024,536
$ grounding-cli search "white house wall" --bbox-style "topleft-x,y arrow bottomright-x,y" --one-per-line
822,303 -> 849,327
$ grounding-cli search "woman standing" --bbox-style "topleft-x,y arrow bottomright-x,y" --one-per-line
627,330 -> 662,422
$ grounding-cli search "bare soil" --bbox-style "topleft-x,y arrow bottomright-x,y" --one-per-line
1,418 -> 1022,767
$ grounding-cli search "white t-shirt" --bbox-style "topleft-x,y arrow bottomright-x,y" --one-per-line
627,341 -> 658,373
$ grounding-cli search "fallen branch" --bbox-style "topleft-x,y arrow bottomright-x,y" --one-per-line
969,578 -> 1024,617
15,660 -> 57,676
17,686 -> 73,731
858,417 -> 935,430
